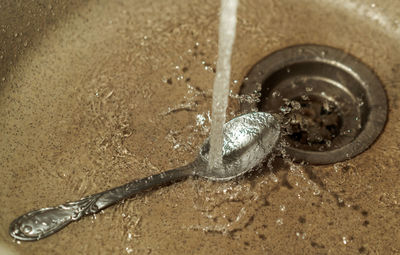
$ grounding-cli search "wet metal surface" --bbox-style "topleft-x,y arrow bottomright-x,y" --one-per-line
240,45 -> 388,164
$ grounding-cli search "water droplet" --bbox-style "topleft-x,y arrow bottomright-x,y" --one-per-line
326,140 -> 332,147
22,225 -> 32,234
196,114 -> 206,126
357,98 -> 364,107
301,94 -> 310,100
291,100 -> 301,110
272,91 -> 280,98
280,106 -> 291,114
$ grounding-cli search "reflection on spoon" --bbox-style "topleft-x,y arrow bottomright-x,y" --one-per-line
9,112 -> 280,241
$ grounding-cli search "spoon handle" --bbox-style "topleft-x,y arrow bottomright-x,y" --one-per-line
9,164 -> 195,241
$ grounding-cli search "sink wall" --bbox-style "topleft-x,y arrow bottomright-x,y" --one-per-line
0,0 -> 399,254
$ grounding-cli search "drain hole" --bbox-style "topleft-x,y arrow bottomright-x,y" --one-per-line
240,44 -> 387,164
284,96 -> 342,151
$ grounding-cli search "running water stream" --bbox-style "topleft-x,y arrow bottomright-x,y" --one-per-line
208,0 -> 239,172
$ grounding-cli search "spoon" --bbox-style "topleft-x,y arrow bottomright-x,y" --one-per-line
9,112 -> 280,241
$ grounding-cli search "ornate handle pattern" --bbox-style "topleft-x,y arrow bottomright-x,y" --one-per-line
9,164 -> 195,241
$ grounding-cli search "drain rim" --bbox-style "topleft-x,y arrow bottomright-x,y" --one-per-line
240,44 -> 388,164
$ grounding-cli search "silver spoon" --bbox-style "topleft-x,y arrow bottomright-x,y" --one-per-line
9,112 -> 280,241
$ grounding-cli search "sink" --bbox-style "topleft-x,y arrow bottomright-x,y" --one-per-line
1,0 -> 399,254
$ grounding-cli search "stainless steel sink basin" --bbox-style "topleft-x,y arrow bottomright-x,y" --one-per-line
1,0 -> 399,254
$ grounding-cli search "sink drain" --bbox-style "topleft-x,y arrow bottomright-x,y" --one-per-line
240,44 -> 387,164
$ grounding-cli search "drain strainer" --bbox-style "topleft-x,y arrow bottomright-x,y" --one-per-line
240,44 -> 387,164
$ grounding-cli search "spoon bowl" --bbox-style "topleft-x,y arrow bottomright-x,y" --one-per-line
9,112 -> 280,241
197,112 -> 280,181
